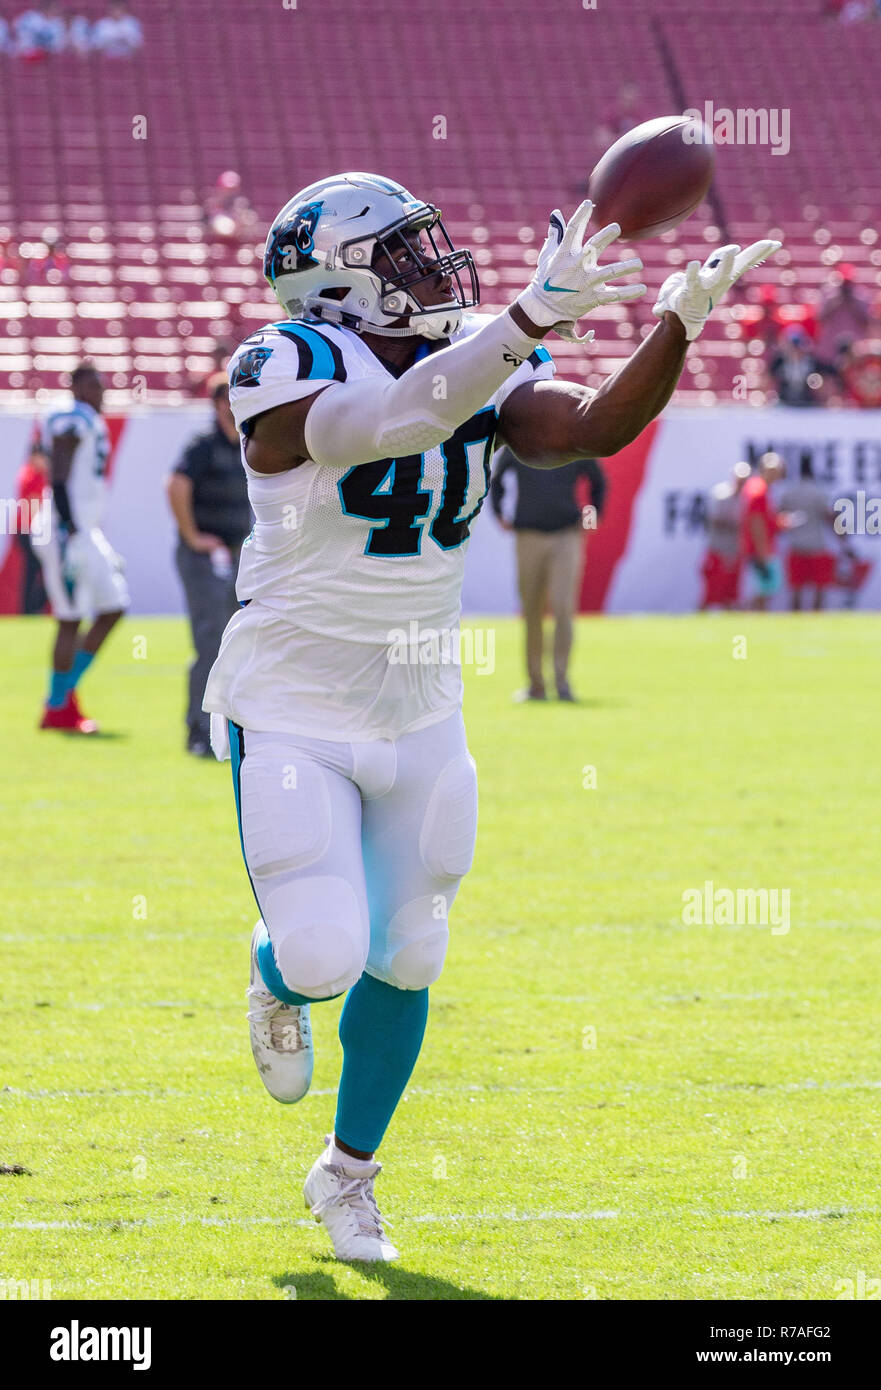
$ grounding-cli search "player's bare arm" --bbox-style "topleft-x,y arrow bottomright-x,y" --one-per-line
500,228 -> 781,467
242,392 -> 323,474
496,311 -> 687,466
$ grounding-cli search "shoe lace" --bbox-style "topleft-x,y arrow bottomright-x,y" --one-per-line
312,1172 -> 392,1239
246,986 -> 308,1050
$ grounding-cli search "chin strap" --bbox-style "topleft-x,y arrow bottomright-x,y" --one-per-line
304,298 -> 460,340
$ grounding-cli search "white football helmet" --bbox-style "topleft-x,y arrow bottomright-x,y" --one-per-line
263,172 -> 479,340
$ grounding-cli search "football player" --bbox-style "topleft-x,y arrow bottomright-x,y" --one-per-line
204,173 -> 779,1261
38,363 -> 128,733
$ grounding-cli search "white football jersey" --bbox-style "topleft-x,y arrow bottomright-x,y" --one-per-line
42,400 -> 111,529
203,313 -> 555,741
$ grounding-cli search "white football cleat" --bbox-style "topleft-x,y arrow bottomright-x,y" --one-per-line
246,922 -> 313,1103
304,1138 -> 399,1263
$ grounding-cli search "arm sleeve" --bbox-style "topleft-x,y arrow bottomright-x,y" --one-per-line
489,448 -> 514,517
491,342 -> 555,410
303,311 -> 545,468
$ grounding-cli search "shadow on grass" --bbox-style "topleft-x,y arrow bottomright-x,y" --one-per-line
272,1257 -> 503,1301
554,696 -> 626,710
64,729 -> 129,741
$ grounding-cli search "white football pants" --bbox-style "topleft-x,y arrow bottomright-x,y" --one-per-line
231,711 -> 478,999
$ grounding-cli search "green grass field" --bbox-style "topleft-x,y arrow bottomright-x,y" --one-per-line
2,613 -> 880,1301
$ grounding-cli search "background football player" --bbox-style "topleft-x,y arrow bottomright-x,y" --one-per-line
204,172 -> 779,1262
38,363 -> 128,734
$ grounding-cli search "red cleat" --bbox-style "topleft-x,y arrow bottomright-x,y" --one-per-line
40,702 -> 80,731
39,693 -> 99,734
64,689 -> 99,734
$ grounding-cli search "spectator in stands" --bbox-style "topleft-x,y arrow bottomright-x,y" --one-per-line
700,462 -> 750,611
26,229 -> 70,284
490,447 -> 606,702
815,264 -> 870,362
166,374 -> 252,757
589,83 -> 644,164
778,452 -> 839,611
91,2 -> 142,57
837,339 -> 881,407
67,12 -> 92,52
746,284 -> 785,356
606,83 -> 643,139
0,235 -> 22,280
13,3 -> 67,57
768,325 -> 836,406
0,16 -> 11,52
203,171 -> 258,244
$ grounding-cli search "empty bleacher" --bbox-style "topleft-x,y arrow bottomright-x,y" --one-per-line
0,0 -> 878,405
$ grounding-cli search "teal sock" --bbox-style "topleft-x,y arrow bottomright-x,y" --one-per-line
47,669 -> 72,709
335,974 -> 429,1153
68,649 -> 94,690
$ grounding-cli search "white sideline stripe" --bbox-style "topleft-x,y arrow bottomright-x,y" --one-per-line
4,1206 -> 877,1234
0,1085 -> 337,1098
4,1078 -> 881,1100
5,1210 -> 618,1233
728,1207 -> 874,1221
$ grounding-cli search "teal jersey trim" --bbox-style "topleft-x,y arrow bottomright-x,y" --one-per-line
273,321 -> 342,381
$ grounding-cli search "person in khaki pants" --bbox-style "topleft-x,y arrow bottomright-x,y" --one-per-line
490,447 -> 606,701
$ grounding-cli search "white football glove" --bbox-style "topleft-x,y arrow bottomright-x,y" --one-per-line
653,239 -> 782,341
517,200 -> 646,343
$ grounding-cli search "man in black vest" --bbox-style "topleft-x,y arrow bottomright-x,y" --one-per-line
490,447 -> 606,701
167,374 -> 252,755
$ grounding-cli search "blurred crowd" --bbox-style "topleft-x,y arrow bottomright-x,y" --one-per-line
202,171 -> 259,246
739,267 -> 881,408
0,3 -> 142,58
701,452 -> 871,612
0,226 -> 71,284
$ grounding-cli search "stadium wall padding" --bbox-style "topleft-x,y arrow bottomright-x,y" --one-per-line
1,406 -> 879,616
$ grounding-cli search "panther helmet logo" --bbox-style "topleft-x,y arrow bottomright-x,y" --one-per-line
264,201 -> 325,280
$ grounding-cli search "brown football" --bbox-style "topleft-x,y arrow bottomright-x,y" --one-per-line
587,115 -> 715,241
